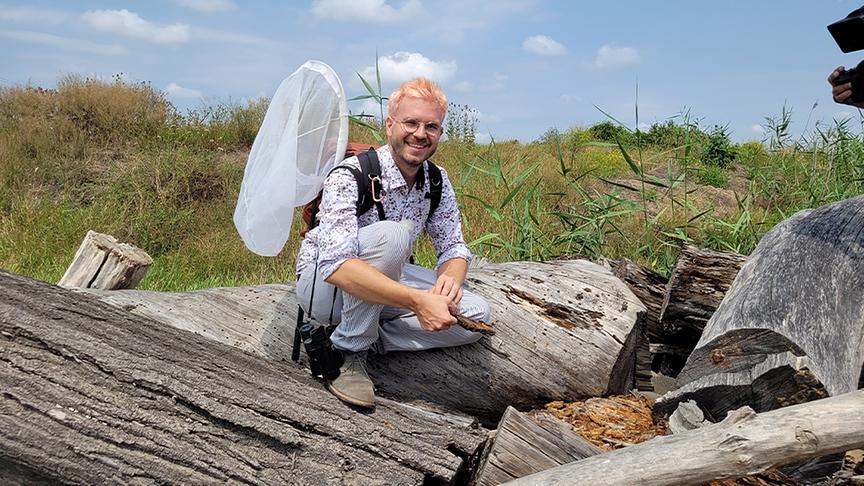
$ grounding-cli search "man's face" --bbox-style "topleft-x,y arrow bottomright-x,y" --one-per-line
386,97 -> 445,171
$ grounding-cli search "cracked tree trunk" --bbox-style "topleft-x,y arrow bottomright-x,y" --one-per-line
0,270 -> 485,485
654,196 -> 864,421
654,245 -> 745,377
507,390 -> 864,486
88,259 -> 647,421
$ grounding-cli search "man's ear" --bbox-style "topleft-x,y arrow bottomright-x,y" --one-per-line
385,116 -> 393,138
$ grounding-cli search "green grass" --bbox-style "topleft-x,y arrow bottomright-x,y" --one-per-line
2,75 -> 863,289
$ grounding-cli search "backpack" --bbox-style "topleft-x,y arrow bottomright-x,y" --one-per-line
291,143 -> 444,364
301,143 -> 443,233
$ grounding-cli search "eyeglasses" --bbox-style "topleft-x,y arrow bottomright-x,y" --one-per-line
393,118 -> 442,137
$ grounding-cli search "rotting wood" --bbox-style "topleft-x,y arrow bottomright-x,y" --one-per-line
58,230 -> 153,290
87,259 -> 647,421
1,269 -> 484,485
610,258 -> 668,391
656,195 -> 864,421
655,245 -> 745,376
506,390 -> 864,486
455,314 -> 495,336
467,407 -> 602,486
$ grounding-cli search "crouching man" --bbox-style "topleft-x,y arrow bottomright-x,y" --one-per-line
295,78 -> 491,408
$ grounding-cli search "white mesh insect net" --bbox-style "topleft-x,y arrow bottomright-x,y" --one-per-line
234,60 -> 348,256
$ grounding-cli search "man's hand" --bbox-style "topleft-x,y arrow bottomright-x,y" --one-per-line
828,66 -> 864,108
430,274 -> 464,307
414,292 -> 458,331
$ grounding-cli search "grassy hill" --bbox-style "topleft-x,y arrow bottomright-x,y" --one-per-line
2,76 -> 863,290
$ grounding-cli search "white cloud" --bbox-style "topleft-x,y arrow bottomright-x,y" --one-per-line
174,0 -> 236,12
593,44 -> 640,69
190,27 -> 273,46
474,132 -> 492,144
751,124 -> 765,135
81,9 -> 190,44
0,6 -> 68,24
165,82 -> 203,98
522,35 -> 567,56
0,28 -> 126,55
361,52 -> 457,86
311,0 -> 423,24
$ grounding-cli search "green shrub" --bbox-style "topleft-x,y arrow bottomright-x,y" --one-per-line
695,163 -> 729,188
700,125 -> 737,168
589,121 -> 631,144
738,141 -> 766,163
639,120 -> 707,149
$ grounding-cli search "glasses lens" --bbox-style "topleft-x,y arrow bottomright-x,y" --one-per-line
402,120 -> 420,131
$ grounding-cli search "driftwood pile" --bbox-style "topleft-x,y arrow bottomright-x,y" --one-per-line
3,194 -> 864,484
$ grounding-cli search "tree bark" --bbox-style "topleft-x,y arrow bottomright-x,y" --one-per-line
655,196 -> 864,419
58,230 -> 152,290
0,269 -> 485,485
466,407 -> 602,486
610,258 -> 667,391
88,259 -> 647,421
505,390 -> 864,486
654,245 -> 745,377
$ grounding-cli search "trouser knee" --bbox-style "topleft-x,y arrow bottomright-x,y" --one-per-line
358,220 -> 414,275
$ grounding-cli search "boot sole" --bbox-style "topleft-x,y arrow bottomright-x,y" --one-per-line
326,382 -> 375,409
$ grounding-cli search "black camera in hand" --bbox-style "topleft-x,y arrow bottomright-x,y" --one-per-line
299,323 -> 344,380
829,6 -> 864,105
832,60 -> 864,105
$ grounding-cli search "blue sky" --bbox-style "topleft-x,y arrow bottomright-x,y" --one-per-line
2,0 -> 863,142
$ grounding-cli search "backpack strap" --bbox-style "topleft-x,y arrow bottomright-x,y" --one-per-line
425,161 -> 443,222
356,149 -> 386,221
321,149 -> 386,222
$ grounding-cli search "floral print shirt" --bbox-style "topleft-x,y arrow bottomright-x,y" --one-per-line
295,145 -> 472,279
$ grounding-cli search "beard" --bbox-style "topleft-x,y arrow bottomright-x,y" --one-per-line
390,134 -> 437,170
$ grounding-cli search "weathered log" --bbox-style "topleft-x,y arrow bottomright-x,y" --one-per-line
0,269 -> 484,484
610,258 -> 666,342
655,245 -> 745,375
467,407 -> 602,486
58,230 -> 153,290
610,258 -> 667,391
506,390 -> 864,486
656,196 -> 864,419
88,259 -> 647,421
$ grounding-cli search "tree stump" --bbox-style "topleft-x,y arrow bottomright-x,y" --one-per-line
58,230 -> 152,290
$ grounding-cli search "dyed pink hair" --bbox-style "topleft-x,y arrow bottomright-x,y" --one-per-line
387,78 -> 448,119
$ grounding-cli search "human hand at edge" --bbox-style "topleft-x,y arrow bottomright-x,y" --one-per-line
828,66 -> 864,108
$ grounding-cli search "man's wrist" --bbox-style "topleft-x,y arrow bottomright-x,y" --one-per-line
406,287 -> 425,313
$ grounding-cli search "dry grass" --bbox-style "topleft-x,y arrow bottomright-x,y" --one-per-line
2,75 -> 863,289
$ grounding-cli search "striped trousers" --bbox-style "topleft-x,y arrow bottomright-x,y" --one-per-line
296,220 -> 490,353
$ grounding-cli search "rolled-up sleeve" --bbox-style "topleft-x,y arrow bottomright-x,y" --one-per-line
316,167 -> 361,280
425,167 -> 473,267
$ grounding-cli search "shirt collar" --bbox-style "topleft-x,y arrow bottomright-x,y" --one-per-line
379,145 -> 426,192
